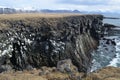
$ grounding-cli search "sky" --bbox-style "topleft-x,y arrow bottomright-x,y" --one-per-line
0,0 -> 120,12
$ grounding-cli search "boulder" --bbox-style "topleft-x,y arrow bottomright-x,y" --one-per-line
57,59 -> 78,73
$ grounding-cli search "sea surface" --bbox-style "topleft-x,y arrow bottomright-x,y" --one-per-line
91,13 -> 120,72
103,13 -> 120,26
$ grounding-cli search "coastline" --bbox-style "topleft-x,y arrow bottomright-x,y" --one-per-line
0,13 -> 120,80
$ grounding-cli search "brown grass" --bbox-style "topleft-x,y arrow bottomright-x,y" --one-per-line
0,13 -> 82,30
0,69 -> 46,80
0,13 -> 82,20
0,68 -> 82,80
1,67 -> 120,80
0,13 -> 101,30
84,66 -> 120,80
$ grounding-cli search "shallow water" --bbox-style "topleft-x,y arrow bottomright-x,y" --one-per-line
91,36 -> 117,72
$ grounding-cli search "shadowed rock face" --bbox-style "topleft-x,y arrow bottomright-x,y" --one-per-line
0,15 -> 103,72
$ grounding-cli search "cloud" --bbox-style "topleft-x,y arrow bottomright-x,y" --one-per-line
0,0 -> 120,12
56,0 -> 120,12
108,0 -> 120,5
57,0 -> 108,5
0,0 -> 56,9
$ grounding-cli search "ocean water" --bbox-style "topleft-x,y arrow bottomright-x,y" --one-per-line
103,13 -> 120,26
91,13 -> 120,72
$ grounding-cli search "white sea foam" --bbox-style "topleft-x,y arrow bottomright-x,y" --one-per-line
117,41 -> 120,46
108,37 -> 120,67
108,53 -> 119,67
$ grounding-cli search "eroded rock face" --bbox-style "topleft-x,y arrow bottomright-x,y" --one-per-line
0,15 -> 103,72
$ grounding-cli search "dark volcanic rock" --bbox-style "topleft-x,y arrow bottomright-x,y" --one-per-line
0,15 -> 103,73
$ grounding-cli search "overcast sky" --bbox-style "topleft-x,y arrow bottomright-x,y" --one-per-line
0,0 -> 120,12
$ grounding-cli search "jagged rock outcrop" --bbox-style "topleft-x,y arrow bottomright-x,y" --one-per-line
0,14 -> 103,72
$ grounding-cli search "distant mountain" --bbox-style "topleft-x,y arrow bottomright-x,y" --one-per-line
80,11 -> 120,15
40,9 -> 81,13
0,7 -> 82,14
0,8 -> 17,14
0,7 -> 38,14
0,7 -> 119,16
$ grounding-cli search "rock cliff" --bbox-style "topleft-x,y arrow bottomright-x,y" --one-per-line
0,14 -> 103,73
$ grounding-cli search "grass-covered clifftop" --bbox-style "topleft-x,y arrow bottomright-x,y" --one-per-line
0,13 -> 102,29
0,13 -> 81,29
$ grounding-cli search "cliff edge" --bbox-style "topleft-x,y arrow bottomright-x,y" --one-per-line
0,13 -> 103,73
